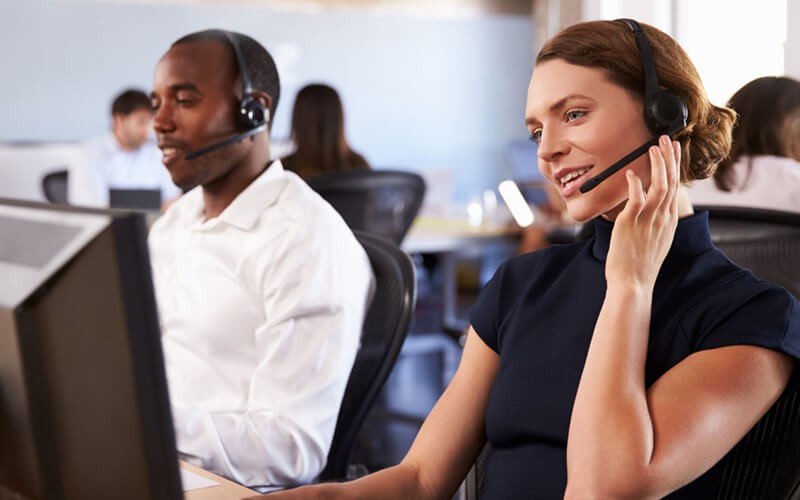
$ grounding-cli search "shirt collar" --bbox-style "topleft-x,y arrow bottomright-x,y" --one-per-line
182,159 -> 288,231
591,210 -> 714,262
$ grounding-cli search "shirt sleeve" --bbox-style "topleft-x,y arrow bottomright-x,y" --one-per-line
469,260 -> 509,354
691,283 -> 800,392
171,215 -> 374,487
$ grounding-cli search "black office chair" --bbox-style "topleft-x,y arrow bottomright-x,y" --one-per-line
698,205 -> 800,298
318,230 -> 417,481
307,170 -> 426,245
41,169 -> 68,204
462,206 -> 800,500
698,205 -> 800,500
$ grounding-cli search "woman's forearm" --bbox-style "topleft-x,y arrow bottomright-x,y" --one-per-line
245,462 -> 428,500
565,282 -> 657,498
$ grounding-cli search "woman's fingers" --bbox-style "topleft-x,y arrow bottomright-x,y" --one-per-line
667,140 -> 681,217
621,169 -> 645,221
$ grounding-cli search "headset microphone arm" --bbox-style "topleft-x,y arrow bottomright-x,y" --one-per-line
183,124 -> 267,160
578,124 -> 682,194
578,137 -> 658,193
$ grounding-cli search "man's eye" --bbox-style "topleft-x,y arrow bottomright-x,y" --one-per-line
529,130 -> 542,144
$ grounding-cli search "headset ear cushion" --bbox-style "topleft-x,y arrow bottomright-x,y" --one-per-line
647,91 -> 688,133
237,96 -> 268,131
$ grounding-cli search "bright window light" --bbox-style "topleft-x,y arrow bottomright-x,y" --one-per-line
498,180 -> 535,228
679,0 -> 787,105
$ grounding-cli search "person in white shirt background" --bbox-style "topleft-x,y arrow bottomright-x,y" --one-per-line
688,76 -> 800,212
147,28 -> 374,488
68,88 -> 181,208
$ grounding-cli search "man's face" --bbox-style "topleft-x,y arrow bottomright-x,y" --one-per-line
150,39 -> 244,191
114,108 -> 152,150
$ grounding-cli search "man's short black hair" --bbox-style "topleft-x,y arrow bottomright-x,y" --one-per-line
172,29 -> 281,123
111,88 -> 152,116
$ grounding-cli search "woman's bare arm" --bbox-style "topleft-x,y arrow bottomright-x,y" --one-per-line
247,327 -> 500,500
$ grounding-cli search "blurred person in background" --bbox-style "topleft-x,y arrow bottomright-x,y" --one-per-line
69,88 -> 181,209
688,76 -> 800,212
281,83 -> 370,180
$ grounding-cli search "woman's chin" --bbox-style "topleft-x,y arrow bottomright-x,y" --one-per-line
565,203 -> 600,223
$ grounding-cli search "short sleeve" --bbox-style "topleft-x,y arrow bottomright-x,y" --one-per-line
468,261 -> 508,353
693,285 -> 800,392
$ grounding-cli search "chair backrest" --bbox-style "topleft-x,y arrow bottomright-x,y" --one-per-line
698,205 -> 800,298
308,170 -> 426,245
697,206 -> 800,500
318,230 -> 417,481
41,169 -> 68,204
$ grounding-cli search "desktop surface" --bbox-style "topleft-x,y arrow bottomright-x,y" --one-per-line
181,461 -> 256,500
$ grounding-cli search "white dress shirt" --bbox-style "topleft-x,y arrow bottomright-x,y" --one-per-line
688,155 -> 800,213
148,160 -> 374,487
69,132 -> 181,207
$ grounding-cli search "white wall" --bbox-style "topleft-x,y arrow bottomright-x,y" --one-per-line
786,0 -> 800,79
0,0 -> 534,201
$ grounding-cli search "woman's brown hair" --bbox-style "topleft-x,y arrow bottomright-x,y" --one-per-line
536,20 -> 736,183
713,76 -> 800,191
283,83 -> 369,180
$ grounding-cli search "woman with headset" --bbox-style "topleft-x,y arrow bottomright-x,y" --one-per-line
252,19 -> 800,499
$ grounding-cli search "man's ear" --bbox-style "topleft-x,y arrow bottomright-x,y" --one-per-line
252,91 -> 272,122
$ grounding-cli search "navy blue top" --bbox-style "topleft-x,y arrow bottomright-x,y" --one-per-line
469,211 -> 800,499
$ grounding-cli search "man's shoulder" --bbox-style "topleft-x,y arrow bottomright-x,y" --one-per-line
272,171 -> 345,225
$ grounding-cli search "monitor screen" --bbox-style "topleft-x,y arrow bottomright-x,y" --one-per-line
0,198 -> 182,500
108,188 -> 162,211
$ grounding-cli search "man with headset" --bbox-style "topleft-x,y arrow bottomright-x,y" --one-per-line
147,29 -> 374,488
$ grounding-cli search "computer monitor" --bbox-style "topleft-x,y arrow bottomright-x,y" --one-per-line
0,198 -> 182,499
108,188 -> 162,211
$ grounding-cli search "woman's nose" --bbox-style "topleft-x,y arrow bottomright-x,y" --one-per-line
537,130 -> 568,163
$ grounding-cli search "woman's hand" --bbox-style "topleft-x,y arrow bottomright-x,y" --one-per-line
606,134 -> 681,289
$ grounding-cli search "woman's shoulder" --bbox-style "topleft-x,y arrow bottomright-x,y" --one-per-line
493,239 -> 590,284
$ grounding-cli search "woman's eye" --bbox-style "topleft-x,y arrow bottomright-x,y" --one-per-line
566,110 -> 586,121
529,130 -> 542,144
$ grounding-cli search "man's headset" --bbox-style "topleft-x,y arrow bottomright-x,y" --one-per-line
578,18 -> 688,193
184,31 -> 270,160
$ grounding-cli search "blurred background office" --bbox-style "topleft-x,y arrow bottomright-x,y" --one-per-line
2,0 -> 799,479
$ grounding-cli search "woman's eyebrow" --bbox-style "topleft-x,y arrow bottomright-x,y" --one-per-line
526,94 -> 594,126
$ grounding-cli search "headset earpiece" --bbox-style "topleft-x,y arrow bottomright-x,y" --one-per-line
237,95 -> 268,132
646,89 -> 688,134
225,31 -> 270,132
620,18 -> 688,135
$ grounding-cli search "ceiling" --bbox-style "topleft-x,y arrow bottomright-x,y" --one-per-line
84,0 -> 533,17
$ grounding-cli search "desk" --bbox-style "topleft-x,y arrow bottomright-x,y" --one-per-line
182,461 -> 256,500
403,217 -> 522,255
403,217 -> 522,334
